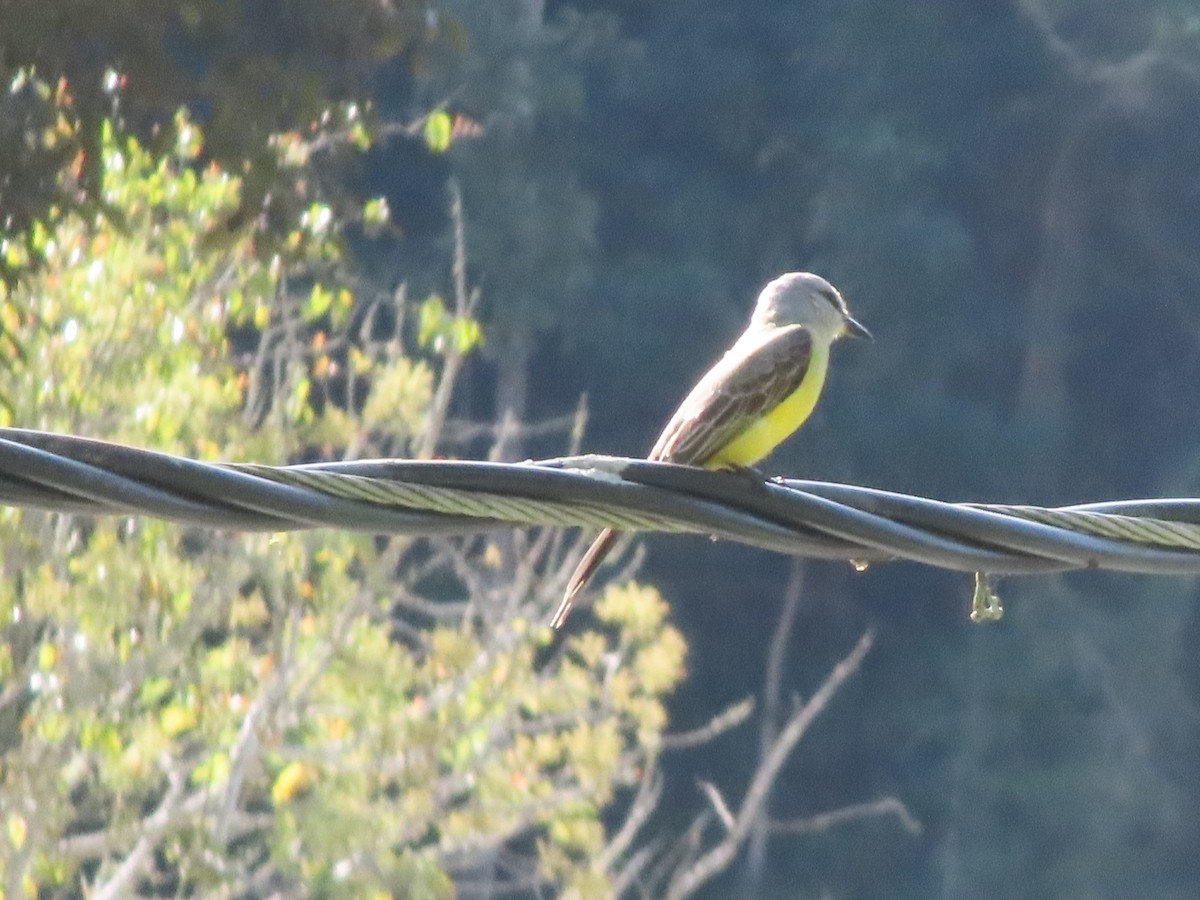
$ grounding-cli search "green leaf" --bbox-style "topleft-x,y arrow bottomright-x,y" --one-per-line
363,197 -> 390,233
423,111 -> 453,154
417,294 -> 448,349
306,283 -> 334,320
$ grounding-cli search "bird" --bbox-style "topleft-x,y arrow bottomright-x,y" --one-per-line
550,271 -> 870,634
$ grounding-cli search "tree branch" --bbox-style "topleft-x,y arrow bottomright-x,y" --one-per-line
659,697 -> 755,751
665,628 -> 875,900
769,796 -> 922,837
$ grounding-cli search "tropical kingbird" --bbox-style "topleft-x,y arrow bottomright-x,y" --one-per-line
550,271 -> 869,632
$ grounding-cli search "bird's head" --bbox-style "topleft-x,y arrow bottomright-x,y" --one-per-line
750,272 -> 871,343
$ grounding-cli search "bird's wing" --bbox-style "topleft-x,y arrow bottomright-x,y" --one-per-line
547,325 -> 812,640
649,324 -> 813,465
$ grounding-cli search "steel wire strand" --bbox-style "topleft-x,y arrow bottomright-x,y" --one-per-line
781,481 -> 1200,575
3,429 -> 1200,576
233,460 -> 847,557
565,460 -> 1200,574
0,431 -> 491,534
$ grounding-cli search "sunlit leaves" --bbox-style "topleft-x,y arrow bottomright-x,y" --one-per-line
0,113 -> 349,891
272,131 -> 312,169
307,282 -> 336,319
7,814 -> 29,850
272,761 -> 318,804
0,110 -> 687,898
362,196 -> 390,228
423,109 -> 453,153
418,293 -> 483,355
359,358 -> 434,440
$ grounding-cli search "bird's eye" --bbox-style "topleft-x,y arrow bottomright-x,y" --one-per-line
818,287 -> 842,310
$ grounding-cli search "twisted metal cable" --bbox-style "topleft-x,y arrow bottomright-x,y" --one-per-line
2,426 -> 1200,577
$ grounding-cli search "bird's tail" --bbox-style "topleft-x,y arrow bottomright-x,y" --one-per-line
551,527 -> 619,630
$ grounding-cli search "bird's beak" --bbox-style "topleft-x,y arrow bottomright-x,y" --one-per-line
842,315 -> 872,341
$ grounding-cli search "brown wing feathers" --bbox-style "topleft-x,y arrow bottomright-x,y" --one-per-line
551,325 -> 814,639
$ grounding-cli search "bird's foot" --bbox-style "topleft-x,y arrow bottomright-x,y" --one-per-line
719,463 -> 772,490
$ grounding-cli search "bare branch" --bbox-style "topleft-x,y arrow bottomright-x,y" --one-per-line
660,697 -> 755,751
214,677 -> 281,844
601,763 -> 664,870
770,796 -> 923,837
435,411 -> 582,448
665,629 -> 875,900
392,587 -> 470,621
651,808 -> 712,897
68,754 -> 188,896
697,780 -> 735,834
612,842 -> 660,899
417,178 -> 480,460
762,561 -> 806,736
746,560 -> 806,883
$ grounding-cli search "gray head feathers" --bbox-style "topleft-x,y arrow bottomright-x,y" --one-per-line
749,272 -> 869,342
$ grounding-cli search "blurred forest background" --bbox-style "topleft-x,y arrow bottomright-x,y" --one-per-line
3,0 -> 1200,897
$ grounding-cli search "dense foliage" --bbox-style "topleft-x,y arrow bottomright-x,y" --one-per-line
0,109 -> 685,896
0,0 -> 431,241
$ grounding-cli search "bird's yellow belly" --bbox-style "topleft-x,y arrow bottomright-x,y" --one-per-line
706,346 -> 830,468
